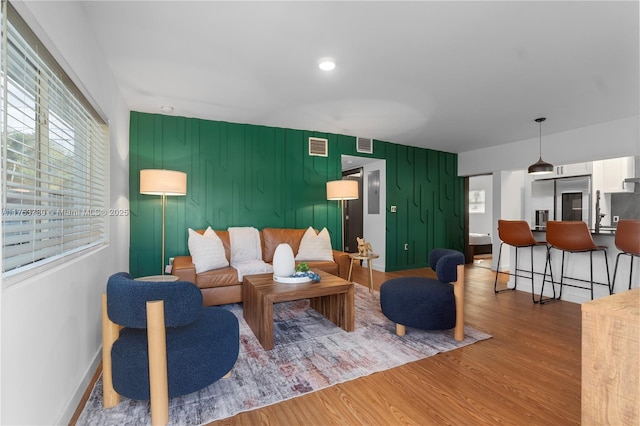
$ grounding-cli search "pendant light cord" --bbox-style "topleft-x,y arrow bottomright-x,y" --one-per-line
535,117 -> 546,159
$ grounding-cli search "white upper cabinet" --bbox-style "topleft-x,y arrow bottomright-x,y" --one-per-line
597,156 -> 635,193
553,162 -> 593,177
533,161 -> 593,180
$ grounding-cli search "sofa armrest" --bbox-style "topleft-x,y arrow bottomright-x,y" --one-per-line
332,250 -> 351,280
172,256 -> 197,283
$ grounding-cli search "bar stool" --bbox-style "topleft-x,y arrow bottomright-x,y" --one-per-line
612,219 -> 640,293
542,221 -> 611,301
494,220 -> 550,303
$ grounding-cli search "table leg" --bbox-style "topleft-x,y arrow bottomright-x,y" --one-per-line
348,258 -> 355,282
243,284 -> 275,350
310,287 -> 355,332
368,260 -> 374,293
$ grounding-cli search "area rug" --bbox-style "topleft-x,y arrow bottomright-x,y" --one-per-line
77,284 -> 491,425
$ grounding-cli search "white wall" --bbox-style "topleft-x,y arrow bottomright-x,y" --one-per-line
469,175 -> 493,235
0,2 -> 129,425
361,160 -> 387,271
492,170 -> 527,271
458,116 -> 640,176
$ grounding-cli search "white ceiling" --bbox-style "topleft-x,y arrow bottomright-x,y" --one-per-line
81,1 -> 639,154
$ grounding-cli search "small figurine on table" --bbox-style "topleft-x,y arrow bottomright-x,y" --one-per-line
357,237 -> 374,256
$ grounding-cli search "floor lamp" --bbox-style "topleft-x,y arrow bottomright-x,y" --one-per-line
326,179 -> 359,251
140,169 -> 187,279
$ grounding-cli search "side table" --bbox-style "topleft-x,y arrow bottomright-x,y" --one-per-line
347,253 -> 379,294
135,274 -> 179,282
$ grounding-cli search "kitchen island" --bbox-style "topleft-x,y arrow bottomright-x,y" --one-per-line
501,227 -> 637,304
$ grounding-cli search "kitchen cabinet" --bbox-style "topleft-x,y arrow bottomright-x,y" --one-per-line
553,162 -> 592,177
602,156 -> 634,193
533,161 -> 592,180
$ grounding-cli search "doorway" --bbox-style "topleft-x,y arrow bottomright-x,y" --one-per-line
342,169 -> 363,253
467,174 -> 494,268
340,155 -> 386,271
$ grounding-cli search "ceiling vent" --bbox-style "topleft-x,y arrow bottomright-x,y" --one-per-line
356,137 -> 373,154
308,137 -> 328,157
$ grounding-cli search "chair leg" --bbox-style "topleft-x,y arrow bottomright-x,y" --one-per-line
559,250 -> 566,300
514,246 -> 519,289
590,251 -> 595,300
612,252 -> 622,294
538,246 -> 557,304
147,300 -> 169,426
453,264 -> 465,342
493,242 -> 504,293
494,243 -> 514,293
603,249 -> 611,295
629,255 -> 636,290
101,294 -> 120,409
395,324 -> 406,336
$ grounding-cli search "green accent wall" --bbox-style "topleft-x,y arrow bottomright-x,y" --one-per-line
129,111 -> 464,277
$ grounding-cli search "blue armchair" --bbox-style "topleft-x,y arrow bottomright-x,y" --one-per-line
102,272 -> 239,424
380,249 -> 466,341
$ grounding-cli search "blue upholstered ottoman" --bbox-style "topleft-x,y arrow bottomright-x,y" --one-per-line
379,249 -> 465,339
380,277 -> 456,330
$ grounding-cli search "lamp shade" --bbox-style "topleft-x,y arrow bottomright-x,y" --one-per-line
528,117 -> 553,176
140,169 -> 187,195
326,180 -> 358,200
528,158 -> 554,175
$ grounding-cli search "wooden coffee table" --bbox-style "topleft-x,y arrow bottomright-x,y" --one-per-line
243,270 -> 355,350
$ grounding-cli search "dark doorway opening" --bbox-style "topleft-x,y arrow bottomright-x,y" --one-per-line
343,169 -> 363,253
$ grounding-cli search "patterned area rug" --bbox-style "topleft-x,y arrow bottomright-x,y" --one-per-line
77,284 -> 491,425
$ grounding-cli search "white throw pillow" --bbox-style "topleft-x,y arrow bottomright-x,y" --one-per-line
295,226 -> 334,261
188,227 -> 229,273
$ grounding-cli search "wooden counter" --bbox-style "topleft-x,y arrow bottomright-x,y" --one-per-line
581,288 -> 639,424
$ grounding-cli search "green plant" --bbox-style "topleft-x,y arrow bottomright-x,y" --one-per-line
295,262 -> 309,272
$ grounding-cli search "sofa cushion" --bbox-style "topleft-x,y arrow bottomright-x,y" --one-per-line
188,227 -> 229,274
229,226 -> 262,263
262,228 -> 306,262
295,227 -> 334,261
195,266 -> 241,289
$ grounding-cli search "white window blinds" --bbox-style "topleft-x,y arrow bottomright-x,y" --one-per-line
1,1 -> 108,278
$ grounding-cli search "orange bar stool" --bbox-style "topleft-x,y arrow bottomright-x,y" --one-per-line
494,220 -> 550,303
542,221 -> 611,301
612,219 -> 640,293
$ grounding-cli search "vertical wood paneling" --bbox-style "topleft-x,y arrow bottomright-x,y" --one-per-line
128,112 -> 464,277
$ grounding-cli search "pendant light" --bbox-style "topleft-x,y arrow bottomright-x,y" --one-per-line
528,117 -> 554,175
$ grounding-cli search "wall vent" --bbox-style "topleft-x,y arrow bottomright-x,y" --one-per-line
309,137 -> 328,157
356,137 -> 373,154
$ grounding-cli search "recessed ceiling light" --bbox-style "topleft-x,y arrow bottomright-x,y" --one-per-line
160,106 -> 174,113
318,58 -> 336,71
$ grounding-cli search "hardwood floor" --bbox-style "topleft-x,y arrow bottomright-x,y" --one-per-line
71,263 -> 581,425
209,263 -> 581,426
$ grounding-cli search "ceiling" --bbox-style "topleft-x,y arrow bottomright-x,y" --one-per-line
81,1 -> 638,154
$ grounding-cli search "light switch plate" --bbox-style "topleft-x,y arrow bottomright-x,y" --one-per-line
391,205 -> 397,213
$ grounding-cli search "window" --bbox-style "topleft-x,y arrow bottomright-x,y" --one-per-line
1,1 -> 108,279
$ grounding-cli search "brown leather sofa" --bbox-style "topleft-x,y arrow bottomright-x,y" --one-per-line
172,227 -> 351,306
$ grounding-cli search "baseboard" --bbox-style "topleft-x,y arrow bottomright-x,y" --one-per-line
57,348 -> 101,425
